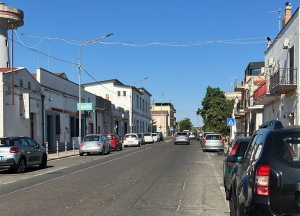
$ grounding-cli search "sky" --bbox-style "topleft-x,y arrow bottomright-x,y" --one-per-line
4,0 -> 298,127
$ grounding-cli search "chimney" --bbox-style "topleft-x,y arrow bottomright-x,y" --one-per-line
282,2 -> 292,28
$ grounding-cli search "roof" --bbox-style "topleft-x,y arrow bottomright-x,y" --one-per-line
0,67 -> 22,73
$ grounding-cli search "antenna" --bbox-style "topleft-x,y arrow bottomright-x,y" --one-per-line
267,9 -> 281,31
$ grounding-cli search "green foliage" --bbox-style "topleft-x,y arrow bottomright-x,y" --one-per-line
178,118 -> 193,131
197,86 -> 234,136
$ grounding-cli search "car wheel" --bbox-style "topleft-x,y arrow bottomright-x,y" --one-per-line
225,189 -> 230,200
229,188 -> 237,216
107,146 -> 111,154
39,154 -> 47,169
12,157 -> 26,173
79,152 -> 84,156
100,147 -> 105,155
138,142 -> 141,147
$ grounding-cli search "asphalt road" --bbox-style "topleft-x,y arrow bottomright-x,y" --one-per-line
0,138 -> 230,216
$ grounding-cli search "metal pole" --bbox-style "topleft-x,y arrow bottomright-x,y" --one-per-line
46,141 -> 48,154
56,141 -> 59,158
73,139 -> 75,155
65,140 -> 67,156
78,33 -> 113,144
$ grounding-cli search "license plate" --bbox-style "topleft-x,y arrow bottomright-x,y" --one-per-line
0,157 -> 3,161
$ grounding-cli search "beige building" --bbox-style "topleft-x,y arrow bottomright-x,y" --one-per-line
151,102 -> 176,136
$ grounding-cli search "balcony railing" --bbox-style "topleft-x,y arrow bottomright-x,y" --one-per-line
270,68 -> 297,94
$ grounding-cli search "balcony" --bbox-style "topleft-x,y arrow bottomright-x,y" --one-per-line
235,101 -> 246,116
270,68 -> 297,94
253,81 -> 277,105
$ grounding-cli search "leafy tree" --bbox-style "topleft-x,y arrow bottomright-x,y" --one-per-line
178,118 -> 193,131
196,86 -> 234,136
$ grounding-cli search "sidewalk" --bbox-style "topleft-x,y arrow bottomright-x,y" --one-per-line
47,149 -> 79,161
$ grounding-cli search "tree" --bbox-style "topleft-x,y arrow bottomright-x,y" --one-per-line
196,86 -> 234,136
178,118 -> 193,132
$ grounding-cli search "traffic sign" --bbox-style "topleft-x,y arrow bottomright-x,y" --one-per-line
170,127 -> 174,131
77,102 -> 95,111
227,118 -> 235,126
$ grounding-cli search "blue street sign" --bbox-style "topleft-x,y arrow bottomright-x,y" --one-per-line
227,118 -> 235,126
170,127 -> 174,131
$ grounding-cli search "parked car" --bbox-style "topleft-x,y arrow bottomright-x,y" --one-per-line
223,136 -> 251,200
104,133 -> 122,151
196,132 -> 202,141
152,133 -> 160,142
137,133 -> 145,145
202,133 -> 224,152
123,133 -> 141,147
0,136 -> 47,173
79,134 -> 111,156
143,132 -> 154,144
156,132 -> 164,141
200,132 -> 215,146
229,120 -> 300,216
174,132 -> 190,145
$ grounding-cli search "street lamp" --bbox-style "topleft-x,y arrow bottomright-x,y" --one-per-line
78,33 -> 113,143
129,77 -> 149,133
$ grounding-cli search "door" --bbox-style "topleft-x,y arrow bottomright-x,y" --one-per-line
18,137 -> 35,166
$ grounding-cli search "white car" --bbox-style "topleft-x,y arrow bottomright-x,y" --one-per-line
123,133 -> 141,147
143,132 -> 154,144
152,133 -> 160,142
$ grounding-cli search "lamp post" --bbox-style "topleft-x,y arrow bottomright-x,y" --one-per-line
78,33 -> 113,143
129,77 -> 149,133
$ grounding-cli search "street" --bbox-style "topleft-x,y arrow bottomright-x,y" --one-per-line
0,138 -> 230,216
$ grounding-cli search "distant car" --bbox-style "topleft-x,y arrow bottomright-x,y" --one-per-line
202,133 -> 224,152
143,132 -> 154,144
152,133 -> 160,142
137,133 -> 145,145
0,136 -> 47,173
104,133 -> 122,151
200,132 -> 216,146
174,132 -> 190,145
223,136 -> 251,200
156,132 -> 164,141
189,132 -> 196,140
123,133 -> 141,147
79,134 -> 111,156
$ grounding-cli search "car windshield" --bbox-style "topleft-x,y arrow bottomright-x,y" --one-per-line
0,138 -> 14,147
83,135 -> 100,141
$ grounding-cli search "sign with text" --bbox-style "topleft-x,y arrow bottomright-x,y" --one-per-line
23,93 -> 30,119
77,102 -> 94,111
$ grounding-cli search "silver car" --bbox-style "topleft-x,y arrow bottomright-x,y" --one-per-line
202,133 -> 224,152
174,132 -> 190,145
79,134 -> 110,156
0,136 -> 47,173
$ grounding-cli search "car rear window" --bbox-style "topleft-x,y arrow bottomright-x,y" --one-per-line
206,135 -> 222,140
236,141 -> 250,156
104,135 -> 112,140
0,138 -> 14,147
126,134 -> 137,138
83,135 -> 100,141
144,133 -> 151,136
177,132 -> 187,136
272,132 -> 300,168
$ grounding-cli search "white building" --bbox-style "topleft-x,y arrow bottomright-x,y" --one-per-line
83,79 -> 152,134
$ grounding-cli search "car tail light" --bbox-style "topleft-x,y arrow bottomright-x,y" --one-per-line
255,164 -> 270,196
203,137 -> 206,144
124,137 -> 126,140
10,147 -> 19,153
135,137 -> 138,140
97,143 -> 102,146
227,162 -> 235,167
80,143 -> 84,147
230,141 -> 240,156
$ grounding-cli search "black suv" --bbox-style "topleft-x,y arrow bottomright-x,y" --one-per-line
228,120 -> 300,215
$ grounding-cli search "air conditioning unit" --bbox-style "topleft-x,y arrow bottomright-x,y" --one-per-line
283,38 -> 291,49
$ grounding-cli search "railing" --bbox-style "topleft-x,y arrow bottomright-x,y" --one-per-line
253,81 -> 266,100
270,68 -> 297,91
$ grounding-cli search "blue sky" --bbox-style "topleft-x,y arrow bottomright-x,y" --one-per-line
5,0 -> 297,127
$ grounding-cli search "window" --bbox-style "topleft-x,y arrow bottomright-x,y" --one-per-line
19,79 -> 23,87
136,95 -> 139,108
26,138 -> 37,147
123,91 -> 126,96
117,91 -> 121,96
28,82 -> 31,90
